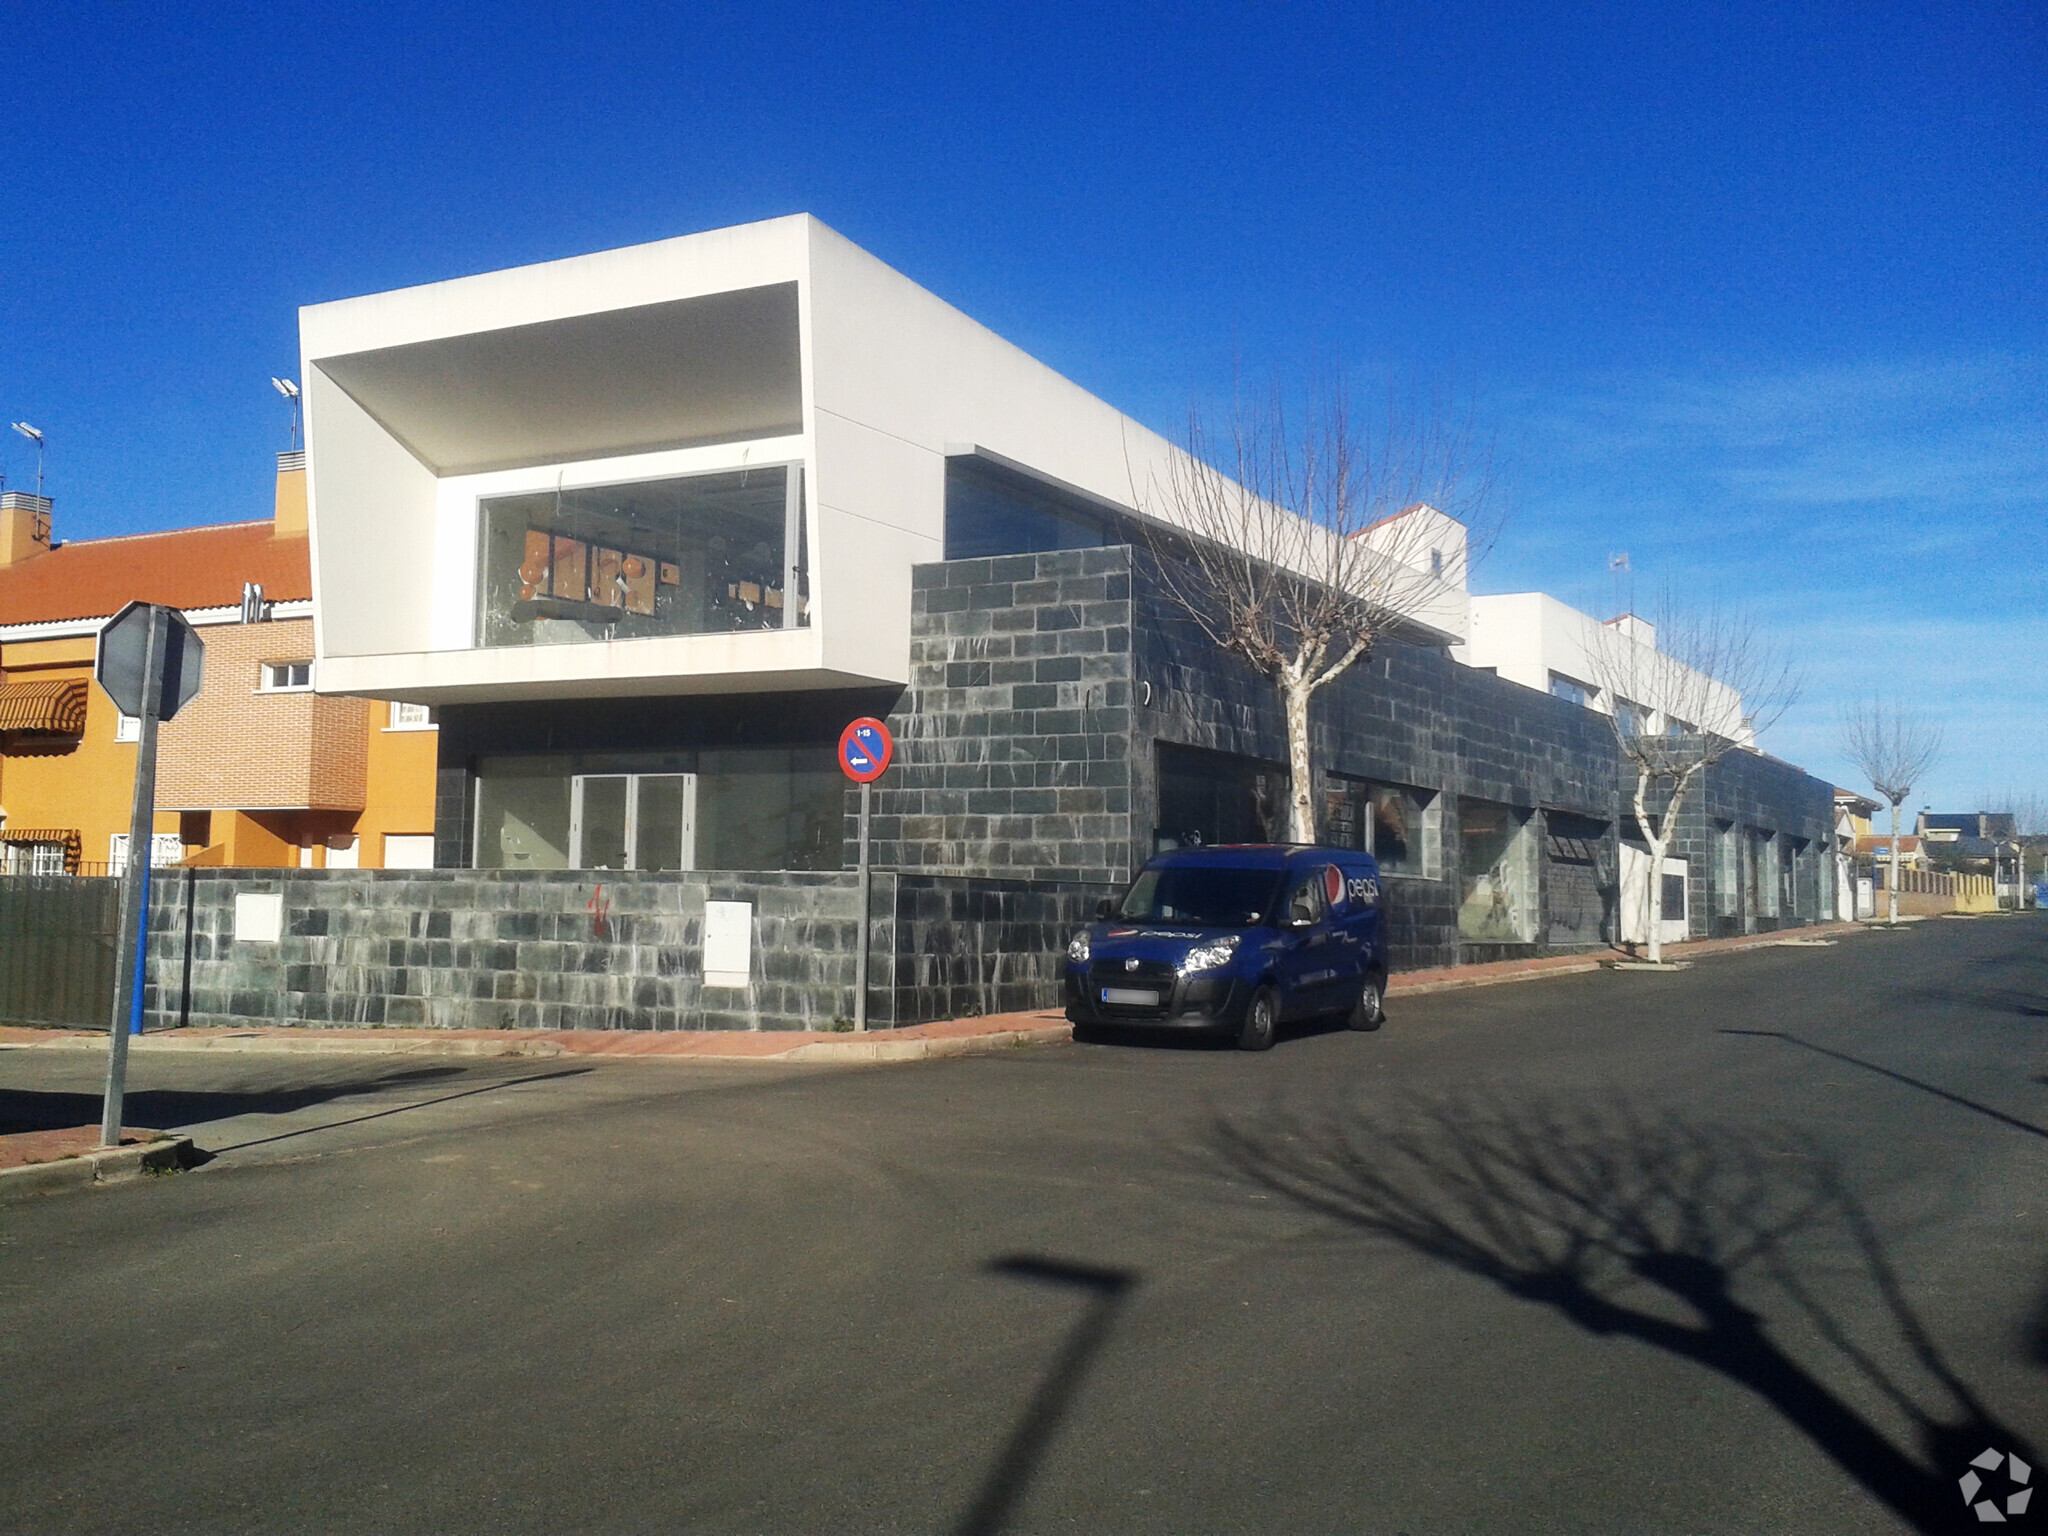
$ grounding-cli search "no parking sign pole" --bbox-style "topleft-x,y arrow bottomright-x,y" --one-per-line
838,718 -> 894,1032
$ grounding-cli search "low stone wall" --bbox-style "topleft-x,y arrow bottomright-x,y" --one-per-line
889,874 -> 1117,1024
138,867 -> 1105,1033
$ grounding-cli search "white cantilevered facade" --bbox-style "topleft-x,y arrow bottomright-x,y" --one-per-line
1455,592 -> 1753,746
303,214 -> 1471,709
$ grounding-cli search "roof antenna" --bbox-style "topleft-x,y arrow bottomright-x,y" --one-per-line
11,422 -> 45,498
272,378 -> 301,451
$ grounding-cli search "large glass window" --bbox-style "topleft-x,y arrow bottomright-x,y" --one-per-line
1324,774 -> 1439,876
1155,742 -> 1287,851
1714,821 -> 1740,915
1457,799 -> 1537,942
1758,830 -> 1781,916
1548,672 -> 1596,708
477,465 -> 808,648
474,747 -> 842,872
944,456 -> 1112,561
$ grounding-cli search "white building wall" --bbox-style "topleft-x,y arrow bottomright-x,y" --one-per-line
303,213 -> 1472,703
1458,591 -> 1750,742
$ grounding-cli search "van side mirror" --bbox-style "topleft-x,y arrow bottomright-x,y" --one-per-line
1095,898 -> 1115,920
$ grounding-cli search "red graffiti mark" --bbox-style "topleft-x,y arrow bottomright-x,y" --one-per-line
588,883 -> 612,941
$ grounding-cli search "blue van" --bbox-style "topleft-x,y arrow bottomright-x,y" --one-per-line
1064,844 -> 1389,1051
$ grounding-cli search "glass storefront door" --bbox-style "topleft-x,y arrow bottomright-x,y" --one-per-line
569,773 -> 696,871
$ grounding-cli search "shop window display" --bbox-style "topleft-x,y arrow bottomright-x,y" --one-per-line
1457,798 -> 1537,942
477,466 -> 807,648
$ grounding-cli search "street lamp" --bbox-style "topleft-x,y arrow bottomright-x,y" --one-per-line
272,377 -> 301,451
10,421 -> 44,499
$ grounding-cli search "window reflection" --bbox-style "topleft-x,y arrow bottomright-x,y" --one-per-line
477,466 -> 808,648
944,457 -> 1112,560
473,748 -> 843,872
1458,798 -> 1537,942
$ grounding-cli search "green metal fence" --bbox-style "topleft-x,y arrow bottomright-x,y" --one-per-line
0,876 -> 120,1028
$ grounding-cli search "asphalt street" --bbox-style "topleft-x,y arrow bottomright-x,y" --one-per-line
3,916 -> 2044,1535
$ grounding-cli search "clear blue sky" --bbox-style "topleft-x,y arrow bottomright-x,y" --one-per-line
3,2 -> 2041,810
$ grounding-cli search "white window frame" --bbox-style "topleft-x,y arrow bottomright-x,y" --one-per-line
109,832 -> 186,876
114,710 -> 140,742
258,660 -> 314,693
385,701 -> 436,731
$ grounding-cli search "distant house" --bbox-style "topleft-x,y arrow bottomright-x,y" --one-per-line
1917,811 -> 2018,862
0,456 -> 438,872
1854,833 -> 1927,872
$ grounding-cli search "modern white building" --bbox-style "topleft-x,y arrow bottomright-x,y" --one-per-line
300,214 -> 1471,876
1454,592 -> 1752,745
304,215 -> 1466,707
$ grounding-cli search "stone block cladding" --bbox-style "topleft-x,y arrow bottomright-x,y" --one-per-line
138,866 -> 1114,1032
144,868 -> 872,1033
866,548 -> 1135,884
1672,747 -> 1834,938
1129,547 -> 1626,969
887,874 -> 1116,1024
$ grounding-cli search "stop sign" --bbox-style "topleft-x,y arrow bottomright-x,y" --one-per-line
96,602 -> 205,721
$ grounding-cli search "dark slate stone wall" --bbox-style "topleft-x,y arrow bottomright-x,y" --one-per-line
1674,749 -> 1836,937
142,868 -> 874,1033
1127,548 -> 1627,969
887,874 -> 1118,1024
868,548 -> 1135,884
136,866 -> 1110,1032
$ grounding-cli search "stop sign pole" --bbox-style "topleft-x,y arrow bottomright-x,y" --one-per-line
95,602 -> 204,1149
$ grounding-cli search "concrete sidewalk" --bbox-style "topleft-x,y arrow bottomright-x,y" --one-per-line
0,920 -> 1867,1067
0,1010 -> 1073,1066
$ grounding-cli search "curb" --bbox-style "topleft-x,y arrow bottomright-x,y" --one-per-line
0,1136 -> 197,1205
778,1024 -> 1072,1062
1391,958 -> 1605,996
1,1032 -> 568,1059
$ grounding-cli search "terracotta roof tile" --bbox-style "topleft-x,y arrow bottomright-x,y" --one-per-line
0,522 -> 309,626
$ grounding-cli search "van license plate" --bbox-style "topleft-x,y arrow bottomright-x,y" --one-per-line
1101,987 -> 1159,1006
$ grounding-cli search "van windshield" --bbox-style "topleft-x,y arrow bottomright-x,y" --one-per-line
1117,867 -> 1283,928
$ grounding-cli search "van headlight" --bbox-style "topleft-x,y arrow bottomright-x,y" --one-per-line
1178,935 -> 1240,974
1066,931 -> 1091,964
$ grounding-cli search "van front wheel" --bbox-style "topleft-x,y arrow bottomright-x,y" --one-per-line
1237,986 -> 1279,1051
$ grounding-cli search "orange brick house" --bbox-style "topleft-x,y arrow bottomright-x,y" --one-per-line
0,456 -> 438,872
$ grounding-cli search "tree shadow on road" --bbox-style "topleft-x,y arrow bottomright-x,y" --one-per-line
1207,1091 -> 2039,1533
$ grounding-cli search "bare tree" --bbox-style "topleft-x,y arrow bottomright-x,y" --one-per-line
1131,379 -> 1490,842
1839,701 -> 1943,926
1585,601 -> 1799,963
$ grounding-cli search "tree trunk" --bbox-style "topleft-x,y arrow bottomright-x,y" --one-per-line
1633,778 -> 1669,965
1283,674 -> 1316,844
1887,799 -> 1901,925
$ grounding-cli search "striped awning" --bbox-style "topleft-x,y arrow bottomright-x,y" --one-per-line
0,828 -> 82,873
0,678 -> 87,734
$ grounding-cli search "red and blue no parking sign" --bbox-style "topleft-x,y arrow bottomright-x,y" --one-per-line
838,717 -> 894,782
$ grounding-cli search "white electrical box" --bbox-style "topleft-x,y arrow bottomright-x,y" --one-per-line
702,901 -> 752,989
234,892 -> 284,943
